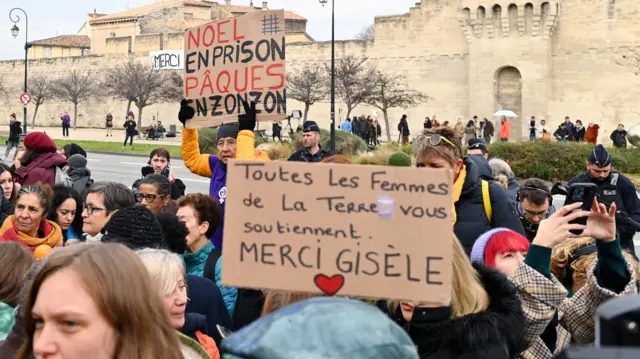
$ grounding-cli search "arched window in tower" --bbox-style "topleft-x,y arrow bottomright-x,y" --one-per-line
492,5 -> 503,37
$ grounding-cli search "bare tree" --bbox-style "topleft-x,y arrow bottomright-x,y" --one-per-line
328,55 -> 374,119
53,71 -> 96,129
103,58 -> 182,135
29,74 -> 54,126
287,65 -> 328,122
355,24 -> 375,41
161,71 -> 184,102
366,70 -> 428,142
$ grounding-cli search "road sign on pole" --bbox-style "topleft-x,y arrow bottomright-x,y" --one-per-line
20,92 -> 31,105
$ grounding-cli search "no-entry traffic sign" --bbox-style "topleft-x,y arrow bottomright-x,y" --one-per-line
20,93 -> 31,105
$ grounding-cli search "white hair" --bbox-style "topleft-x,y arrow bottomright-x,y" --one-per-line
136,248 -> 185,297
488,157 -> 515,179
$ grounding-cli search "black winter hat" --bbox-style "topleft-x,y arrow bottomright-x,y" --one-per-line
102,206 -> 165,250
217,123 -> 239,140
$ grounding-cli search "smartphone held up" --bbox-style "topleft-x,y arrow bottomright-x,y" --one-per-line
563,183 -> 599,236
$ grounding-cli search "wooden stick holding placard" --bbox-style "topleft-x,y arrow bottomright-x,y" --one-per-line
221,160 -> 454,304
183,10 -> 287,129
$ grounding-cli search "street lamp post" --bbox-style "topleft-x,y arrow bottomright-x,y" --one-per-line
319,0 -> 336,154
9,8 -> 31,135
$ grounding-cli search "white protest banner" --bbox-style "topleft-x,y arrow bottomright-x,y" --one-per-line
221,160 -> 454,304
150,50 -> 184,70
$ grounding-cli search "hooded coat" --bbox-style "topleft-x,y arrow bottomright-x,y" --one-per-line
14,152 -> 67,186
454,158 -> 526,255
387,264 -> 526,359
584,125 -> 599,144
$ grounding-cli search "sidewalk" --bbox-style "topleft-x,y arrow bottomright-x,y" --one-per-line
26,127 -> 183,146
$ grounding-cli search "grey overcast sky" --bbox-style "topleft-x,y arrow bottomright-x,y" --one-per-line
0,0 -> 418,60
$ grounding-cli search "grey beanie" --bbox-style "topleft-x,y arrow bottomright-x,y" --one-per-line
67,154 -> 87,169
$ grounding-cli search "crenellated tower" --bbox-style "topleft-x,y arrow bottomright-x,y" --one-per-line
456,1 -> 559,139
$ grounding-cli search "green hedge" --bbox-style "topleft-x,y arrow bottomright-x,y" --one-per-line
487,140 -> 640,181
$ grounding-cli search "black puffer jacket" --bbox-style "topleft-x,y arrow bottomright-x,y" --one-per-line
454,158 -> 525,255
387,264 -> 526,359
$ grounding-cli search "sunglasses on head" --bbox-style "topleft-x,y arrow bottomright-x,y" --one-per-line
420,134 -> 458,149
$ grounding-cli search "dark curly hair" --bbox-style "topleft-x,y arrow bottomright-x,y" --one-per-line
176,193 -> 222,238
155,212 -> 188,254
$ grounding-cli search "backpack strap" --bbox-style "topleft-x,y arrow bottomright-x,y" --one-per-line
203,247 -> 222,281
481,180 -> 492,223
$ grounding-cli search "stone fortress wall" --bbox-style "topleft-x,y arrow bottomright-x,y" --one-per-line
1,0 -> 640,144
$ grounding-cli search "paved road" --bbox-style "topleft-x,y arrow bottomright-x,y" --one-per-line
2,148 -> 210,195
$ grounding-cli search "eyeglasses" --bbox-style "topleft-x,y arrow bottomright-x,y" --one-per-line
523,208 -> 549,219
83,203 -> 108,215
135,193 -> 162,203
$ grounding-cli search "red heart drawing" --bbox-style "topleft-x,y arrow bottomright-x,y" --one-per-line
314,274 -> 345,296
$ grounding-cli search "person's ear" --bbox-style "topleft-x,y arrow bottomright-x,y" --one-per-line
199,221 -> 210,236
484,153 -> 489,160
164,196 -> 171,208
454,159 -> 464,176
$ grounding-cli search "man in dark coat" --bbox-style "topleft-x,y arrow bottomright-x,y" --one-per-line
397,115 -> 410,146
287,121 -> 332,163
454,157 -> 526,255
569,145 -> 640,254
466,139 -> 493,181
483,118 -> 494,143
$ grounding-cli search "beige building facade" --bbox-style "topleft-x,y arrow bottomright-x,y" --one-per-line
2,0 -> 640,144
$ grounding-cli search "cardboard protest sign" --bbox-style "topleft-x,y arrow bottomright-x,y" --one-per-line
221,160 -> 454,304
183,10 -> 286,128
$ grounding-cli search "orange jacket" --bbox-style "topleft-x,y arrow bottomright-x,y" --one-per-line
195,330 -> 220,359
584,125 -> 599,144
499,121 -> 511,140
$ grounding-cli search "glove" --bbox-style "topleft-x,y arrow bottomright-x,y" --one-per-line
178,99 -> 195,127
238,102 -> 257,132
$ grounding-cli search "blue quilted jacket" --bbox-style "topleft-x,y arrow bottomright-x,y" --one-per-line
183,242 -> 237,316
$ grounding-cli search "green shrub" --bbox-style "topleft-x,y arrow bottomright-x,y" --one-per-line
292,129 -> 367,157
486,140 -> 640,181
266,141 -> 295,160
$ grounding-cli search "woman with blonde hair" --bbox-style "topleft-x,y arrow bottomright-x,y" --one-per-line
17,243 -> 185,359
137,248 -> 219,359
415,127 -> 525,254
384,235 -> 525,358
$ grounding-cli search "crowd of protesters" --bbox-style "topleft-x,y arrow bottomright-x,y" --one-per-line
0,101 -> 639,358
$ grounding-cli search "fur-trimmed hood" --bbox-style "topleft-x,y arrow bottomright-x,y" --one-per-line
404,263 -> 526,358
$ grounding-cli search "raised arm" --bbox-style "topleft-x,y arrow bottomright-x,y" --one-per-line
182,127 -> 213,178
179,100 -> 213,178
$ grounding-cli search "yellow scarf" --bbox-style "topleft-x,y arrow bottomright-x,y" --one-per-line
0,216 -> 63,251
452,165 -> 467,223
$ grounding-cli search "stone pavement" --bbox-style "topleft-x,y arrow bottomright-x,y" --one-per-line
24,126 -> 183,146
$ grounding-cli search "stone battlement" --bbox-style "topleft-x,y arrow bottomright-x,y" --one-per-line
458,1 -> 558,42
